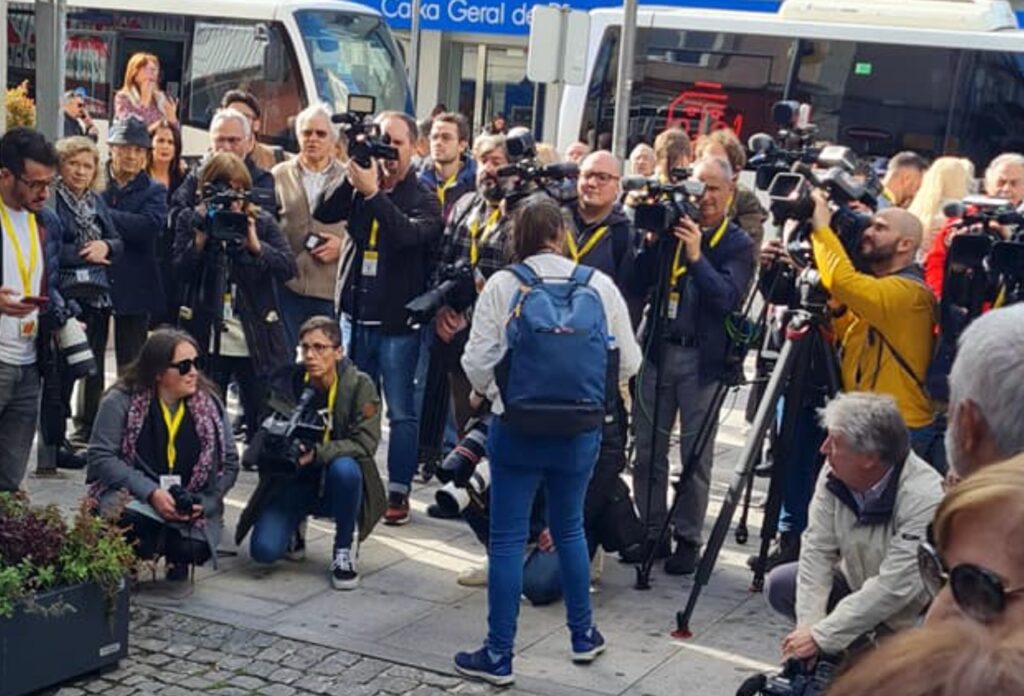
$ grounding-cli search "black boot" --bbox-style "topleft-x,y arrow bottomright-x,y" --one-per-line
747,532 -> 801,574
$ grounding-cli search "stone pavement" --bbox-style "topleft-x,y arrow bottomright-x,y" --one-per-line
26,374 -> 791,696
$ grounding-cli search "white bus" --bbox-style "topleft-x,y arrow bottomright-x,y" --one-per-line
7,0 -> 412,154
557,0 -> 1024,167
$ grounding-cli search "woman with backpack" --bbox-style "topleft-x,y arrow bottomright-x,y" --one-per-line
454,196 -> 641,685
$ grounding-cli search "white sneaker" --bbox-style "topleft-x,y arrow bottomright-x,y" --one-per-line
330,548 -> 359,590
457,562 -> 488,587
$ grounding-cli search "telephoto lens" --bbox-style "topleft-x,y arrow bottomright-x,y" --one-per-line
437,418 -> 490,485
57,319 -> 98,380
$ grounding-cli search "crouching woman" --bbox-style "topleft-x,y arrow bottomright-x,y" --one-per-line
86,328 -> 239,580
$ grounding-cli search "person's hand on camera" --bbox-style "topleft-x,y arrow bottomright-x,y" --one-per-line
0,287 -> 36,318
468,389 -> 488,414
781,626 -> 820,661
811,190 -> 832,232
149,488 -> 188,522
347,159 -> 379,198
760,239 -> 793,269
311,234 -> 342,264
297,445 -> 316,467
436,306 -> 467,344
79,240 -> 111,265
674,218 -> 703,262
244,217 -> 262,256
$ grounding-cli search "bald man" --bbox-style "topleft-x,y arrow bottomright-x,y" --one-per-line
809,190 -> 942,470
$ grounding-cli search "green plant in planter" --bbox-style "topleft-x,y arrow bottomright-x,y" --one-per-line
0,493 -> 136,619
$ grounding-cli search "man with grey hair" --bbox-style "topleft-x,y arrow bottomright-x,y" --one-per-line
764,392 -> 943,660
985,152 -> 1024,208
945,304 -> 1024,478
271,102 -> 346,346
630,156 -> 754,573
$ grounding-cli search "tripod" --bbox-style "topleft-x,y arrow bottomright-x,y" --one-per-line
672,271 -> 840,639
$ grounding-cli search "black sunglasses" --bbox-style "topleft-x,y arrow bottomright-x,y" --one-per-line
168,358 -> 198,376
918,542 -> 1024,622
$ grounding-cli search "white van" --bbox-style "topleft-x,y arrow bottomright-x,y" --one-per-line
557,0 -> 1024,167
7,0 -> 412,155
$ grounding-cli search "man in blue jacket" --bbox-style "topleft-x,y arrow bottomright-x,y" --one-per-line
104,118 -> 168,371
632,157 -> 754,575
417,112 -> 476,224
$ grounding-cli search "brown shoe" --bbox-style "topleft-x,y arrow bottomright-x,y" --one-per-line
384,492 -> 410,526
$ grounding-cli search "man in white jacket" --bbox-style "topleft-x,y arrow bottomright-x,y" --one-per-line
764,392 -> 944,659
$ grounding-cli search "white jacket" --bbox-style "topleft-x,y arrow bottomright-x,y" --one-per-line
796,452 -> 943,654
461,252 -> 642,414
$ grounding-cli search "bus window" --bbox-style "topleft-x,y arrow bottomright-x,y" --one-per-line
791,41 -> 961,159
294,9 -> 410,115
949,50 -> 1024,167
580,27 -> 793,148
187,19 -> 305,149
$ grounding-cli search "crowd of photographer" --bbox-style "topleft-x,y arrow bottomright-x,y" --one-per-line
6,58 -> 1024,691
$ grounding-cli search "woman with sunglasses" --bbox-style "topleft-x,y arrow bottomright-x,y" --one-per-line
921,454 -> 1024,627
87,328 -> 239,580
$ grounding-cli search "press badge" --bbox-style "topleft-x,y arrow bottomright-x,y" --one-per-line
18,317 -> 37,340
223,285 -> 236,321
75,268 -> 90,283
159,475 -> 182,490
667,292 -> 680,320
362,250 -> 379,277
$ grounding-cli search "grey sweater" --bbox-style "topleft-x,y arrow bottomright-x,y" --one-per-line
86,387 -> 240,555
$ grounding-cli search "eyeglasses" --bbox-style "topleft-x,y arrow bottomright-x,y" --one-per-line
17,175 -> 56,193
918,542 -> 1024,622
300,342 -> 338,356
301,129 -> 330,139
168,358 -> 198,376
581,171 -> 620,185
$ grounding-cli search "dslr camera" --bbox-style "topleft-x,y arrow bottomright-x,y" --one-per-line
167,483 -> 201,516
405,258 -> 477,328
736,657 -> 837,696
252,388 -> 327,475
434,416 -> 491,516
623,171 -> 706,240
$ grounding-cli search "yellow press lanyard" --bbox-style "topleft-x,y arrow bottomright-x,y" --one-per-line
369,219 -> 380,250
566,225 -> 609,263
670,217 -> 729,288
469,207 -> 502,266
304,373 -> 339,443
159,399 -> 186,473
0,201 -> 40,296
437,171 -> 458,207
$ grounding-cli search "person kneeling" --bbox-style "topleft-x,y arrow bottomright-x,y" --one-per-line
236,316 -> 385,590
87,329 -> 239,581
764,392 -> 943,660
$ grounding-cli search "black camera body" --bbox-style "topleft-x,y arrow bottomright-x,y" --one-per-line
330,94 -> 398,168
737,658 -> 837,696
624,176 -> 706,240
434,416 -> 492,516
405,259 -> 477,328
497,159 -> 580,208
254,388 -> 327,475
199,181 -> 273,245
167,484 -> 201,516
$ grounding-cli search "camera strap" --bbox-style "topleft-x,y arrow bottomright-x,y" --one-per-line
303,373 -> 338,442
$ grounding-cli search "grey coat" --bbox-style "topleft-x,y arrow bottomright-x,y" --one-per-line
86,387 -> 240,558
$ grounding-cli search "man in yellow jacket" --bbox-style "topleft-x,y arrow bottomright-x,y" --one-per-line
809,190 -> 942,471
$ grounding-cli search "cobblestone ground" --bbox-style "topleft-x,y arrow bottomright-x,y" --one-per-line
46,605 -> 512,696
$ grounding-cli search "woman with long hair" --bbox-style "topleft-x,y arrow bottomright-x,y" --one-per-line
53,136 -> 123,447
86,329 -> 239,580
454,196 -> 642,685
908,157 -> 974,259
147,119 -> 188,326
114,53 -> 177,127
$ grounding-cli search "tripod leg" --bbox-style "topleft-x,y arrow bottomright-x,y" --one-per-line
673,333 -> 807,638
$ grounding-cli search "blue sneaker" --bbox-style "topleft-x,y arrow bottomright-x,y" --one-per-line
453,645 -> 514,686
572,626 -> 606,664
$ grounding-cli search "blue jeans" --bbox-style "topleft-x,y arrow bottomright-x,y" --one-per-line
522,547 -> 565,606
778,400 -> 826,535
249,457 -> 363,561
910,419 -> 948,475
486,418 -> 600,657
278,285 -> 336,351
351,326 -> 420,494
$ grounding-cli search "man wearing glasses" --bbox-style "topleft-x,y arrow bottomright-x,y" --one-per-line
237,316 -> 385,590
764,392 -> 943,660
0,128 -> 64,491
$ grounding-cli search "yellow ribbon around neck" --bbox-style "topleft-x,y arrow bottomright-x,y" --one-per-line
0,200 -> 40,296
566,225 -> 609,263
159,399 -> 186,473
369,219 -> 380,250
304,372 -> 339,443
469,207 -> 502,266
437,170 -> 459,207
670,216 -> 729,288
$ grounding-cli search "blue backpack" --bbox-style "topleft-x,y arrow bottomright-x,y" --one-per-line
495,263 -> 609,437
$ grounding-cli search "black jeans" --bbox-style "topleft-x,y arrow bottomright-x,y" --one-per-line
70,306 -> 110,440
121,509 -> 212,566
114,314 -> 150,373
209,355 -> 267,441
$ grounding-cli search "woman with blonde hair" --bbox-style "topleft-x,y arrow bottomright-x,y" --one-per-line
114,53 -> 177,127
907,157 -> 974,257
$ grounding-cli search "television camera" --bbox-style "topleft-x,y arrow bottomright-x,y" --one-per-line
622,173 -> 706,239
252,387 -> 328,476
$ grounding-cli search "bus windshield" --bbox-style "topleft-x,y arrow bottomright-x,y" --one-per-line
295,9 -> 411,115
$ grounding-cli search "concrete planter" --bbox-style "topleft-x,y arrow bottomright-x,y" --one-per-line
0,579 -> 129,696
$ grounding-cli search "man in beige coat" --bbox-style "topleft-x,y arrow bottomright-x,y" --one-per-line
273,104 -> 347,346
764,392 -> 943,659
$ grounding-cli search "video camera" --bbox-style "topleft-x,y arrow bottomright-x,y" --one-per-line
748,101 -> 822,191
940,196 -> 1024,310
330,94 -> 398,168
405,259 -> 477,328
736,658 -> 837,696
252,387 -> 327,476
198,180 -> 273,245
622,172 -> 706,240
496,132 -> 580,207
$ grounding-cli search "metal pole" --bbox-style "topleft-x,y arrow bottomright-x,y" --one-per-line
35,0 -> 67,143
408,0 -> 422,112
0,0 -> 8,133
611,0 -> 637,161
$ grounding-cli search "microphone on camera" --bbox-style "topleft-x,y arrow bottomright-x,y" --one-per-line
747,132 -> 776,155
621,176 -> 656,192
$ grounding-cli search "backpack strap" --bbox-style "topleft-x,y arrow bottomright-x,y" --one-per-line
506,262 -> 541,287
570,264 -> 596,287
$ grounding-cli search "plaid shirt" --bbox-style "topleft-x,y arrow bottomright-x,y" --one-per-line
440,193 -> 514,282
